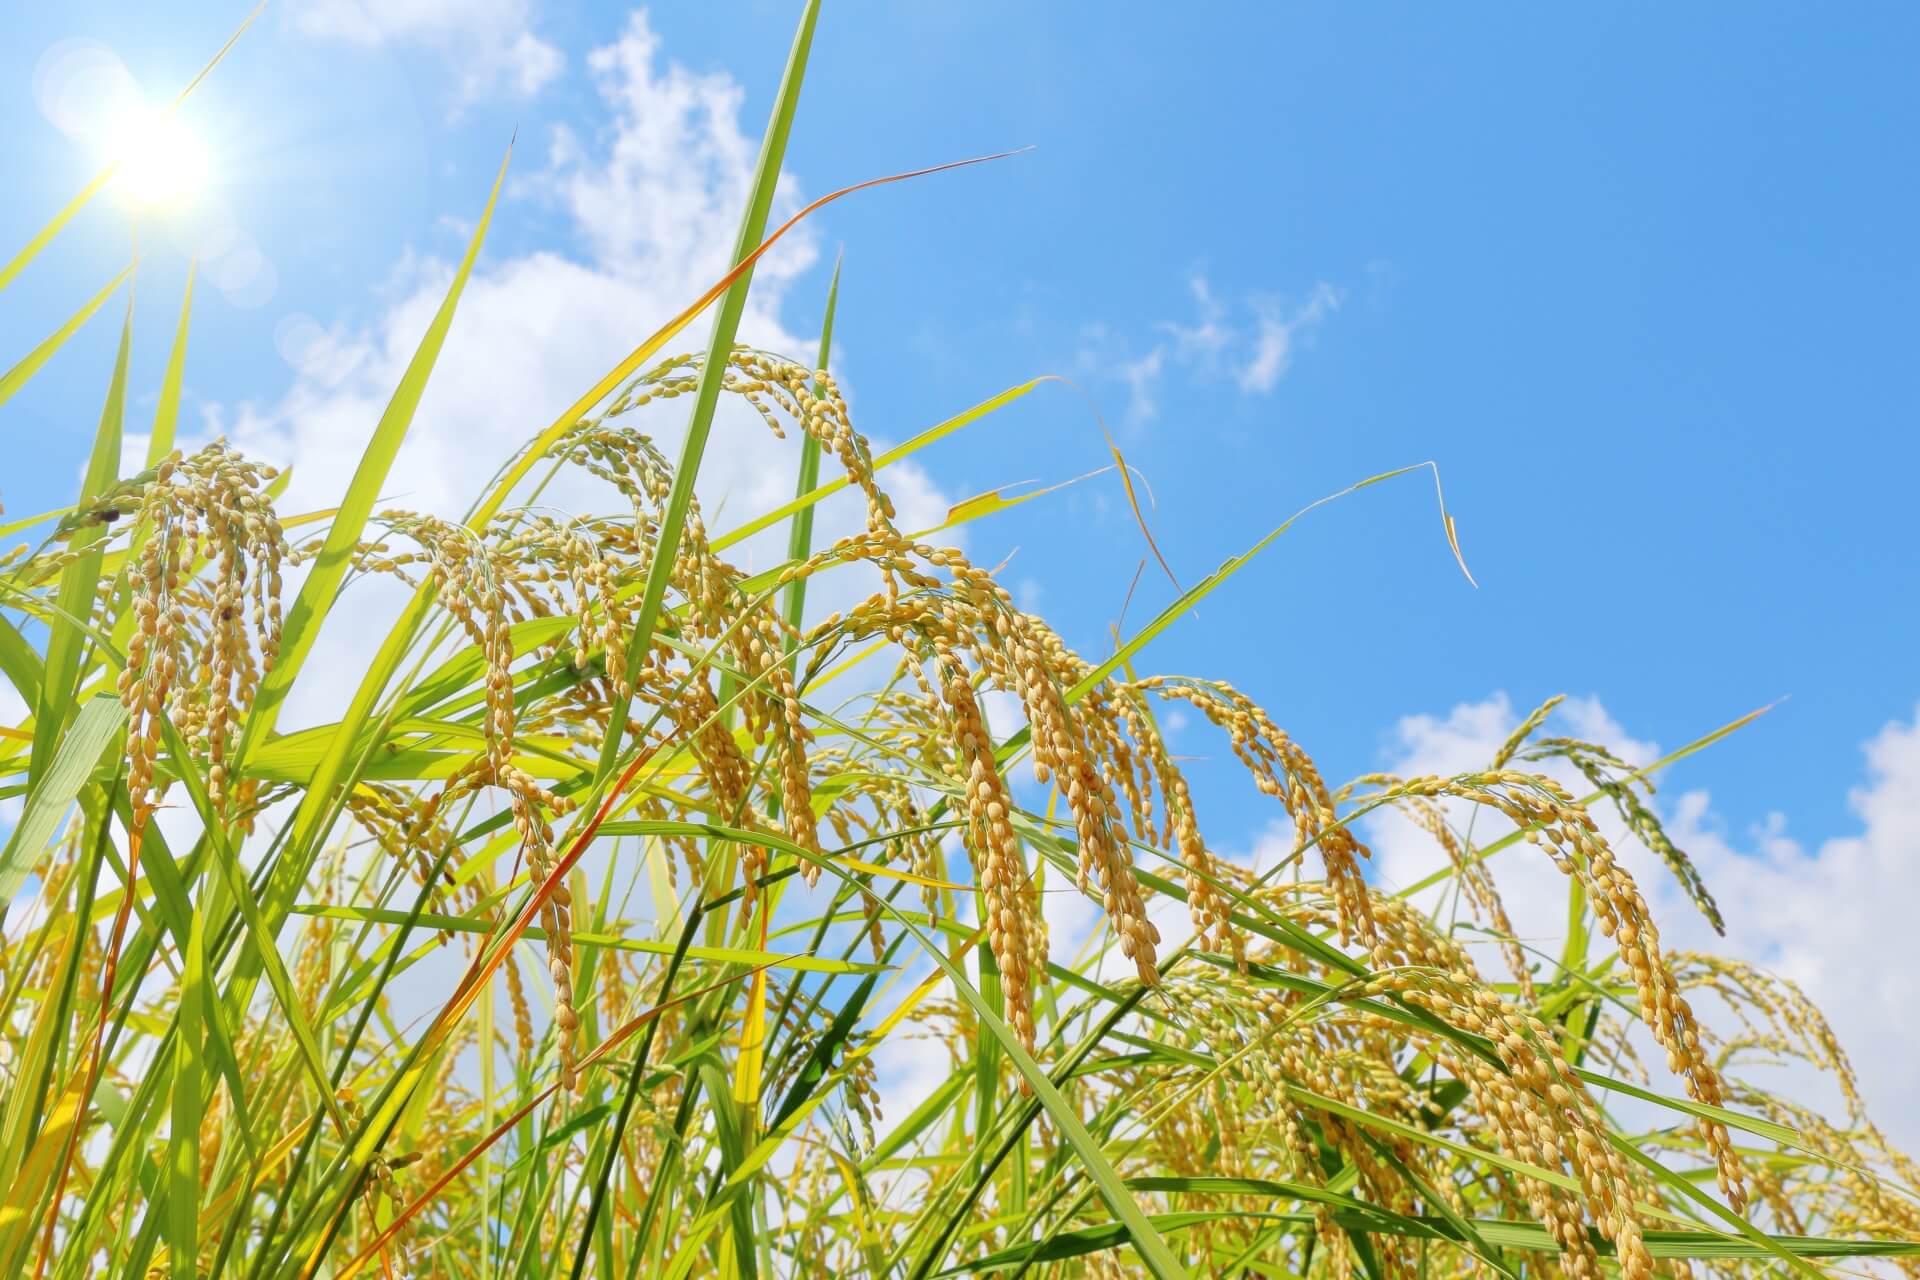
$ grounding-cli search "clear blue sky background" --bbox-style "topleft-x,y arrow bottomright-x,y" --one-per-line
6,1 -> 1917,854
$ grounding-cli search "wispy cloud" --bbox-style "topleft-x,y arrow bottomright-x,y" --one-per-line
291,0 -> 564,107
1162,275 -> 1232,366
1115,346 -> 1166,426
1239,280 -> 1342,393
1084,273 -> 1345,425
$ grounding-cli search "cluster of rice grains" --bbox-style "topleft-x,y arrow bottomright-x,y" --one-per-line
548,348 -> 1262,1055
1666,954 -> 1920,1247
1087,695 -> 1819,1280
29,346 -> 1915,1279
63,443 -> 288,826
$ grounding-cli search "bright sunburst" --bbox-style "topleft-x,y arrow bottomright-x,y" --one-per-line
105,106 -> 208,206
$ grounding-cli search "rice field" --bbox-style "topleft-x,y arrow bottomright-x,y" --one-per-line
2,5 -> 1917,1277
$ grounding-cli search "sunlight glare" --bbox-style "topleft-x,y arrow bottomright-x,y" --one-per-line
106,107 -> 209,206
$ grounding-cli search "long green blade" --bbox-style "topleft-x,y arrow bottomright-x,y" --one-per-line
0,694 -> 126,908
783,250 -> 841,648
595,0 -> 821,784
27,305 -> 131,786
0,269 -> 128,410
595,817 -> 1191,1280
146,264 -> 195,467
167,910 -> 207,1280
159,716 -> 352,1141
237,144 -> 510,771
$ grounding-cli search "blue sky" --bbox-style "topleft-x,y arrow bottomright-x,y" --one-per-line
6,4 -> 1919,1134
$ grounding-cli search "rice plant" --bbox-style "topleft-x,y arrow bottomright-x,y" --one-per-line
2,5 -> 1917,1277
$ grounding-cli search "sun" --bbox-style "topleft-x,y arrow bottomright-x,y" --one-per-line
105,106 -> 209,207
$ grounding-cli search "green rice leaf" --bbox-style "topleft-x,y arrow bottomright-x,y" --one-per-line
27,304 -> 131,787
0,269 -> 128,410
0,697 -> 124,910
237,141 -> 512,759
158,714 -> 352,1143
594,0 -> 821,785
782,251 -> 842,650
146,263 -> 195,467
167,909 -> 207,1280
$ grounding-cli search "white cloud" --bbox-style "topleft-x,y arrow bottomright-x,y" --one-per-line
1366,692 -> 1920,1153
200,9 -> 954,732
1084,275 -> 1343,424
1116,347 -> 1165,427
292,0 -> 563,105
1239,281 -> 1342,393
1163,275 -> 1231,366
552,15 -> 810,291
